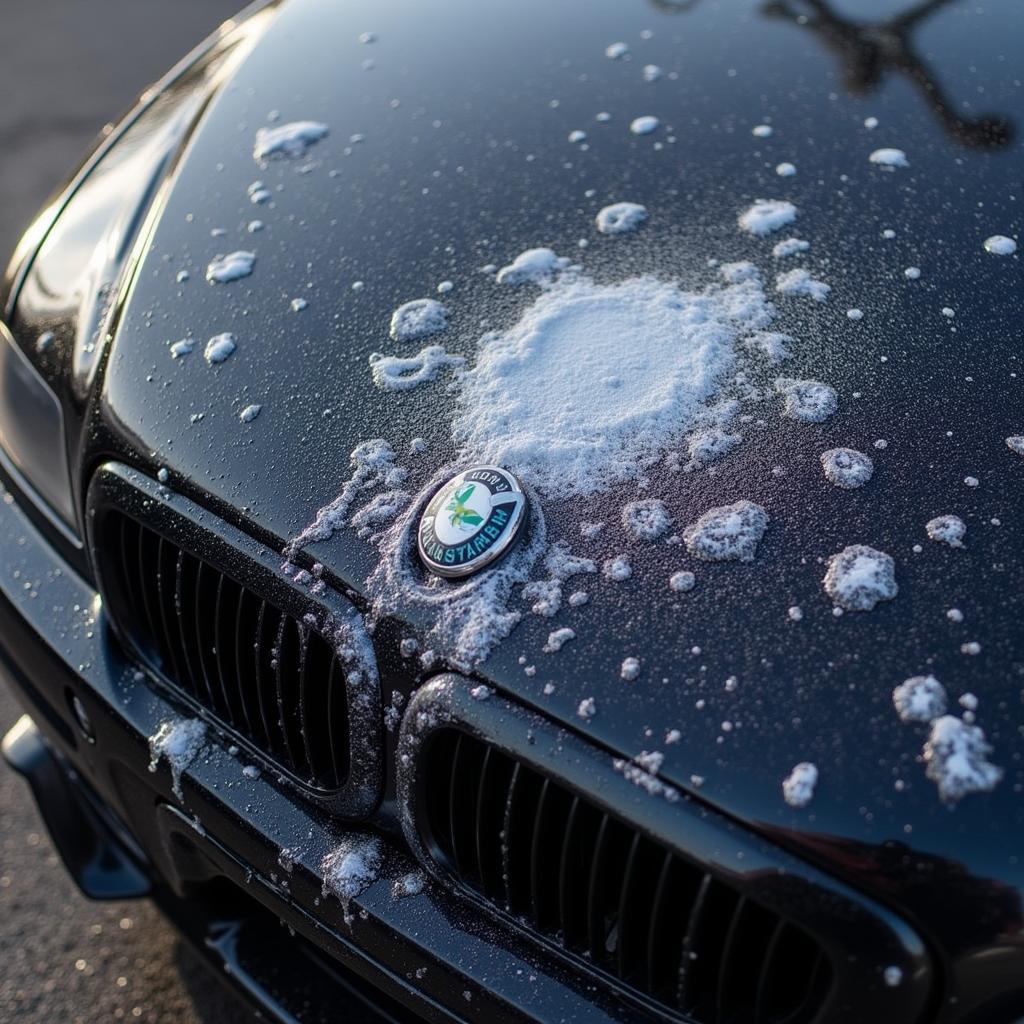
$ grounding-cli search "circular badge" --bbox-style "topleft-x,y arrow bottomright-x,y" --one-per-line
417,466 -> 527,579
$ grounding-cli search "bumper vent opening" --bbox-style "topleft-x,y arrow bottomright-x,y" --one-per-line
421,729 -> 833,1023
99,510 -> 350,792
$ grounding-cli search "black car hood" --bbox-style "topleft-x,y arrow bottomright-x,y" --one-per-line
99,0 -> 1024,958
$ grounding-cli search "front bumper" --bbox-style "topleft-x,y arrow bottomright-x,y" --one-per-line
0,479 -> 642,1024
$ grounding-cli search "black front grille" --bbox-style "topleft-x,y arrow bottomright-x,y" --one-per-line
100,510 -> 350,791
421,730 -> 832,1023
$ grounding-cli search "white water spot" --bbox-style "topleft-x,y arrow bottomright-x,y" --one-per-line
964,475 -> 979,488
321,836 -> 382,925
206,251 -> 255,284
771,237 -> 808,259
752,124 -> 773,138
782,762 -> 818,807
642,64 -> 663,82
148,718 -> 207,801
823,544 -> 897,611
603,555 -> 632,581
775,162 -> 796,177
788,605 -> 803,621
239,403 -> 262,423
630,115 -> 660,135
961,640 -> 982,656
947,608 -> 964,623
521,541 -> 596,617
291,297 -> 308,312
864,116 -> 879,129
1006,436 -> 1024,456
605,41 -> 629,59
205,333 -> 236,364
847,308 -> 864,321
577,696 -> 597,719
370,346 -> 464,391
170,338 -> 194,359
595,202 -> 648,234
983,235 -> 1017,255
744,331 -> 792,362
904,266 -> 921,280
622,499 -> 672,540
451,273 -> 772,496
669,570 -> 696,593
923,716 -> 1002,802
776,267 -> 830,301
496,247 -> 570,285
358,30 -> 377,44
247,180 -> 271,204
869,147 -> 908,168
775,378 -> 838,423
884,967 -> 903,988
820,448 -> 873,489
254,120 -> 328,161
389,298 -> 449,341
682,500 -> 769,562
544,627 -> 575,653
893,675 -> 947,723
926,514 -> 966,548
738,199 -> 797,236
392,871 -> 426,900
620,657 -> 641,681
568,129 -> 587,144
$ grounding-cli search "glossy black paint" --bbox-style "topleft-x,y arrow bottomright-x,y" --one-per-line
1,0 -> 1023,1021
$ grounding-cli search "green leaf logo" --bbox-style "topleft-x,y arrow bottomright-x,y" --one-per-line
445,482 -> 484,531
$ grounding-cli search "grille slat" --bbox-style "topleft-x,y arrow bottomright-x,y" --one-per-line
99,511 -> 353,792
422,731 -> 833,1024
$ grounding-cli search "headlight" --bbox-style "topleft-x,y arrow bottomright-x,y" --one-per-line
0,319 -> 76,531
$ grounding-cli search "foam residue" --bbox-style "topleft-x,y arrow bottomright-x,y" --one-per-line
869,148 -> 908,168
544,626 -> 576,653
205,333 -> 237,365
1006,436 -> 1024,456
496,248 -> 570,285
782,762 -> 818,807
370,346 -> 464,391
206,251 -> 255,284
984,235 -> 1017,255
744,331 -> 792,362
686,428 -> 742,469
682,500 -> 768,562
595,202 -> 648,235
321,835 -> 382,926
603,555 -> 632,581
926,514 -> 966,548
738,200 -> 797,236
389,298 -> 450,341
620,657 -> 641,680
522,541 -> 596,617
630,115 -> 660,135
776,268 -> 830,301
605,41 -> 629,59
775,162 -> 796,177
450,273 -> 773,496
820,448 -> 873,489
775,378 -> 838,423
772,237 -> 808,259
239,403 -> 262,423
148,717 -> 207,801
892,675 -> 947,723
254,120 -> 328,161
622,499 -> 672,540
923,716 -> 1002,803
823,544 -> 897,611
669,570 -> 696,592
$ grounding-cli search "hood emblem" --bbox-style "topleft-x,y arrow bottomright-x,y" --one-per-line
417,466 -> 527,579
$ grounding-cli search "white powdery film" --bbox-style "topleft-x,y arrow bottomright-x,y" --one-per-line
744,331 -> 793,363
776,268 -> 830,302
669,570 -> 696,592
775,378 -> 838,423
772,237 -> 809,259
1006,436 -> 1024,456
869,147 -> 908,168
782,762 -> 818,808
370,346 -> 465,391
823,544 -> 897,611
321,835 -> 382,925
682,500 -> 769,562
253,120 -> 328,161
205,333 -> 237,365
923,715 -> 1002,803
686,428 -> 742,469
451,273 -> 774,496
496,248 -> 570,286
390,298 -> 450,342
544,627 -> 576,653
148,718 -> 207,801
283,439 -> 398,563
521,541 -> 596,617
392,870 -> 427,899
603,555 -> 632,581
820,448 -> 873,489
738,199 -> 797,236
926,514 -> 966,548
350,490 -> 411,531
622,499 -> 672,540
206,251 -> 255,284
596,202 -> 648,235
892,674 -> 947,723
367,471 -> 546,667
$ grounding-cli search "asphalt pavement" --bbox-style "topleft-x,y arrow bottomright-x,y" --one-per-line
0,2 -> 256,1020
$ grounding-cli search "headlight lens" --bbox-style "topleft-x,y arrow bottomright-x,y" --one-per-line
0,319 -> 76,529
